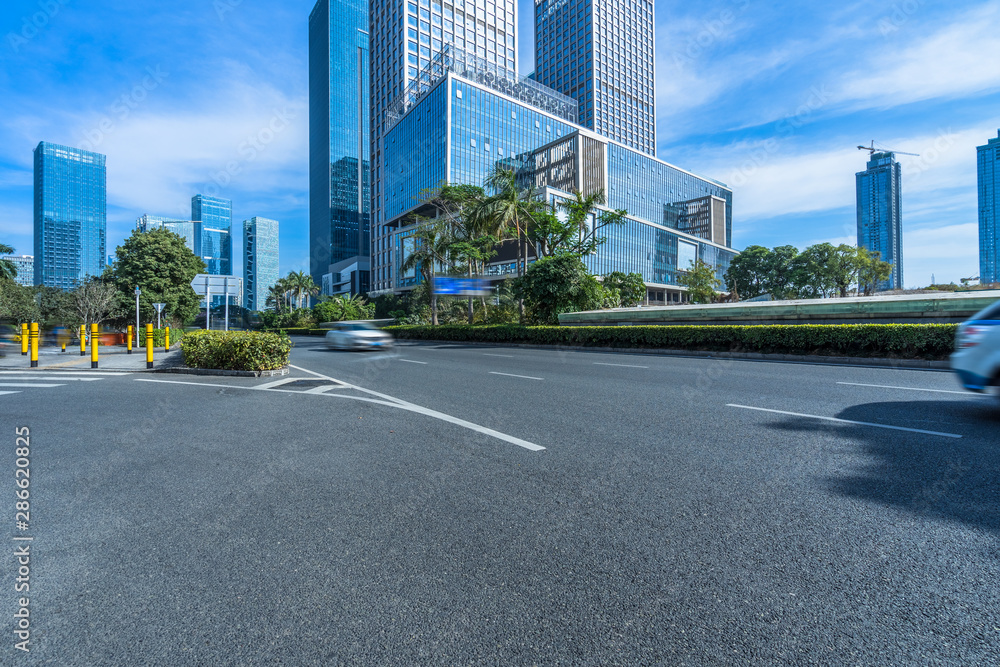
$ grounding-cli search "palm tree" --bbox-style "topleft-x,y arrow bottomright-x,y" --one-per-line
289,271 -> 319,310
0,243 -> 16,282
399,220 -> 454,325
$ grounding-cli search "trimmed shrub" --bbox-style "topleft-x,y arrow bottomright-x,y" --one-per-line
137,327 -> 184,347
384,323 -> 959,360
181,330 -> 291,371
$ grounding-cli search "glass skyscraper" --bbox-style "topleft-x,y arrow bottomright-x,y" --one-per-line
243,217 -> 280,311
309,0 -> 371,296
1,255 -> 34,287
534,0 -> 656,156
369,0 -> 518,291
856,152 -> 903,290
191,195 -> 233,276
33,142 -> 106,288
135,214 -> 197,253
978,130 -> 1000,285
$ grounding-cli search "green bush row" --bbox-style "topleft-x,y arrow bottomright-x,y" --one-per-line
269,327 -> 327,336
137,327 -> 184,347
181,330 -> 292,371
384,324 -> 959,359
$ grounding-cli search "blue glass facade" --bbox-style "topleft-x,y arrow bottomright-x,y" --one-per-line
191,195 -> 233,276
309,0 -> 370,295
385,73 -> 735,294
978,131 -> 1000,284
1,255 -> 34,287
136,215 -> 197,253
856,153 -> 903,290
243,217 -> 280,311
535,0 -> 656,156
33,142 -> 106,288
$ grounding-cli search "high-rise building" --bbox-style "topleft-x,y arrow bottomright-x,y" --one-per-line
369,0 -> 518,292
534,0 -> 656,156
856,152 -> 903,290
978,130 -> 1000,285
136,215 -> 197,253
191,195 -> 233,276
33,142 -> 106,288
1,255 -> 34,286
243,217 -> 280,312
309,0 -> 371,296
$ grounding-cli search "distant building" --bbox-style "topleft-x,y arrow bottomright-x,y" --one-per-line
979,130 -> 1000,284
33,142 -> 106,288
1,255 -> 34,286
191,195 -> 233,276
534,0 -> 656,156
243,217 -> 279,312
135,215 -> 197,253
856,152 -> 903,290
309,0 -> 370,296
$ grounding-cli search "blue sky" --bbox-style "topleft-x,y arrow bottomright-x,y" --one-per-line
2,0 -> 998,287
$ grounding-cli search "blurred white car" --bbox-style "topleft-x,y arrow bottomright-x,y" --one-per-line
950,299 -> 1000,398
324,321 -> 393,351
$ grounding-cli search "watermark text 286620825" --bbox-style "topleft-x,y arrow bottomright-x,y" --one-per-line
13,426 -> 32,653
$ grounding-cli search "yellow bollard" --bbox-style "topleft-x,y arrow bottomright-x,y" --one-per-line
30,323 -> 39,368
21,323 -> 28,356
145,323 -> 154,369
127,325 -> 133,355
90,323 -> 98,369
80,324 -> 86,356
165,326 -> 170,351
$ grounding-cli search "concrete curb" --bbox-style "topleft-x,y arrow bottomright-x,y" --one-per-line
396,339 -> 951,371
155,366 -> 290,378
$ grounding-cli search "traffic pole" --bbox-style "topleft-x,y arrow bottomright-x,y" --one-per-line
145,323 -> 154,369
165,326 -> 170,351
29,323 -> 38,368
90,323 -> 98,369
20,323 -> 28,355
80,324 -> 86,356
127,325 -> 133,354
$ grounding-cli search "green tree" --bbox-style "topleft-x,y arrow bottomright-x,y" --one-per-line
74,278 -> 121,326
0,243 -> 17,282
790,243 -> 838,299
111,228 -> 206,327
555,189 -> 628,256
35,285 -> 78,327
0,280 -> 40,324
766,245 -> 800,300
724,245 -> 772,300
314,294 -> 374,322
857,248 -> 893,296
287,270 -> 319,310
399,220 -> 454,325
678,258 -> 721,304
602,271 -> 646,307
514,254 -> 608,325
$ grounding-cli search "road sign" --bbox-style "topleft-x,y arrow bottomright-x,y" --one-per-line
190,274 -> 241,296
153,303 -> 166,329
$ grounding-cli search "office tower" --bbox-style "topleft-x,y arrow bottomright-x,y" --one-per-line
1,255 -> 34,286
243,217 -> 280,312
33,142 -> 106,288
191,195 -> 233,276
136,214 -> 197,253
534,0 -> 656,156
369,0 -> 517,291
309,0 -> 371,296
856,152 -> 903,290
978,130 -> 1000,284
382,65 -> 736,300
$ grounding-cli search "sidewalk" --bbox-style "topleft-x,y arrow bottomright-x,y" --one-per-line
0,346 -> 185,372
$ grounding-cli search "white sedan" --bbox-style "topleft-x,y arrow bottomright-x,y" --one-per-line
951,299 -> 1000,400
324,321 -> 394,351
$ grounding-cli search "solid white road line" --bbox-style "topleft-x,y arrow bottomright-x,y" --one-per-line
727,404 -> 963,439
489,371 -> 543,381
836,382 -> 980,396
483,353 -> 514,358
593,362 -> 648,369
398,359 -> 428,364
0,376 -> 102,381
0,391 -> 21,396
0,383 -> 66,388
0,371 -> 127,376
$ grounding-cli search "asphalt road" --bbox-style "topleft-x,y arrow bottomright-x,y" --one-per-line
1,338 -> 998,665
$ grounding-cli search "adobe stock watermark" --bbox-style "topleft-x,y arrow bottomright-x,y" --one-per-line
215,0 -> 243,21
6,0 -> 70,54
197,107 -> 298,200
670,0 -> 751,72
79,66 -> 169,151
728,84 -> 831,187
878,0 -> 925,36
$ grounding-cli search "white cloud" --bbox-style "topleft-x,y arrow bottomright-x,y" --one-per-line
832,2 -> 1000,110
904,222 -> 980,287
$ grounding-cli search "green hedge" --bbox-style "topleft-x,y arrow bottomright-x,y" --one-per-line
137,327 -> 184,347
181,330 -> 292,371
270,327 -> 327,336
384,324 -> 959,360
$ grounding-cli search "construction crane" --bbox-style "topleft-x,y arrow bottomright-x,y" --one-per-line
857,140 -> 919,157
